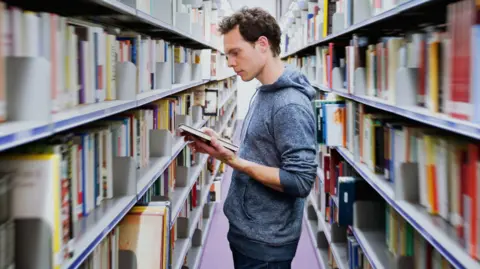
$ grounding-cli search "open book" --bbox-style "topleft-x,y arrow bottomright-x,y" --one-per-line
178,124 -> 239,153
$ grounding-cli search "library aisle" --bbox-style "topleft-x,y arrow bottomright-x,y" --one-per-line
199,121 -> 322,269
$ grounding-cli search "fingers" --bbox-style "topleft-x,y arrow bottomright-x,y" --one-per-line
191,136 -> 215,155
209,135 -> 222,151
201,127 -> 218,138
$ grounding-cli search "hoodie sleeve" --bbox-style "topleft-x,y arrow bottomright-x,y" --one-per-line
273,103 -> 318,198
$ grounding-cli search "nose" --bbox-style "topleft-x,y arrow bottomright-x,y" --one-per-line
227,57 -> 236,68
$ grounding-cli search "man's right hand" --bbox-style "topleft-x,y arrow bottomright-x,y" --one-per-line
200,127 -> 219,138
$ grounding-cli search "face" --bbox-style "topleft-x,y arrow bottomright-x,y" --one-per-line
223,26 -> 268,81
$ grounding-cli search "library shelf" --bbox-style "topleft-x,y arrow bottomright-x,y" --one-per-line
312,82 -> 480,140
171,154 -> 210,226
307,190 -> 349,269
311,82 -> 331,92
172,237 -> 193,269
189,202 -> 217,269
218,89 -> 237,110
137,119 -> 208,198
211,72 -> 237,82
333,146 -> 480,269
217,101 -> 237,133
303,214 -> 330,269
92,0 -> 136,15
186,161 -> 221,269
351,228 -> 393,269
331,242 -> 349,269
45,0 -> 223,51
62,195 -> 138,269
53,100 -> 138,132
170,101 -> 236,226
0,121 -> 52,152
172,161 -> 221,269
62,101 -> 235,269
136,80 -> 210,106
0,75 -> 233,156
280,0 -> 437,58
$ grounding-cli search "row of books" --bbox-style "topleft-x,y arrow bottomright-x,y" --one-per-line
313,92 -> 480,261
0,2 -> 227,122
308,147 -> 457,268
0,73 -> 237,269
281,0 -> 412,55
286,0 -> 480,124
118,0 -> 223,45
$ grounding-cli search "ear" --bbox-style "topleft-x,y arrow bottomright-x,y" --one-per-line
257,36 -> 269,53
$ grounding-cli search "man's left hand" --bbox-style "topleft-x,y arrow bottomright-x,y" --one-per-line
185,129 -> 237,164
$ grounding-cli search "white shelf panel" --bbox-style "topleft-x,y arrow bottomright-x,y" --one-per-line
137,80 -> 210,106
187,246 -> 202,269
334,146 -> 480,269
93,0 -> 136,14
0,76 -> 228,152
136,156 -> 171,197
0,121 -> 51,151
137,119 -> 207,197
172,238 -> 192,269
281,0 -> 434,58
311,82 -> 331,92
331,243 -> 349,269
63,196 -> 137,269
304,214 -> 330,269
352,228 -> 394,269
172,168 -> 218,269
53,100 -> 137,132
201,202 -> 216,243
169,100 -> 235,226
170,155 -> 209,226
211,72 -> 236,81
309,192 -> 332,244
188,202 -> 216,269
218,89 -> 237,110
316,83 -> 480,140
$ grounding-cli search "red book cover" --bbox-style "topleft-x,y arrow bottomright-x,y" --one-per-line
324,155 -> 330,193
329,150 -> 340,196
450,1 -> 473,120
418,38 -> 426,106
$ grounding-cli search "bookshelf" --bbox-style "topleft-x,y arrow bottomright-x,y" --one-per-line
0,0 -> 237,269
281,0 -> 480,269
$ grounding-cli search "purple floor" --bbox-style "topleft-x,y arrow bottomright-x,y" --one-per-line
198,121 -> 322,269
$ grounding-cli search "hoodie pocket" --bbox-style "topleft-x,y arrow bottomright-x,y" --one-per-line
241,181 -> 254,221
242,180 -> 295,225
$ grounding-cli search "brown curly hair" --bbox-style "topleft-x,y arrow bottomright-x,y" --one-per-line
218,7 -> 281,57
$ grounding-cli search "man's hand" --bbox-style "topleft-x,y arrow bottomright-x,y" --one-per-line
182,128 -> 236,163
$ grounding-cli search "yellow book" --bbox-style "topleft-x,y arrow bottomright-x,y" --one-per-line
0,154 -> 62,269
322,0 -> 329,37
429,41 -> 440,112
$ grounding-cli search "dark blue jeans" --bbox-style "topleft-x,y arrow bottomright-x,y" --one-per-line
231,245 -> 292,269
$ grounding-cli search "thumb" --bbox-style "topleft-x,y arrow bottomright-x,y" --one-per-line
203,128 -> 216,137
209,135 -> 223,151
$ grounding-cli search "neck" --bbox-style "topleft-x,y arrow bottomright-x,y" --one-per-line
256,56 -> 284,85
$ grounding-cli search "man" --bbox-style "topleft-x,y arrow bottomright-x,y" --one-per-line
183,7 -> 318,269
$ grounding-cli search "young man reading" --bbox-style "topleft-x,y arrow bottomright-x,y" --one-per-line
182,7 -> 318,269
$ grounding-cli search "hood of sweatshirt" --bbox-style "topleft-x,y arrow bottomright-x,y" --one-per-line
257,66 -> 316,101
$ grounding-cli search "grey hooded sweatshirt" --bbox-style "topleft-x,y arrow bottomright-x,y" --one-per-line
223,67 -> 318,262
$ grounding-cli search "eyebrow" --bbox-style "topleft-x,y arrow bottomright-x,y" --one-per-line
226,48 -> 239,54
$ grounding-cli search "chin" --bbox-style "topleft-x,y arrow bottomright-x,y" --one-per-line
239,73 -> 255,82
